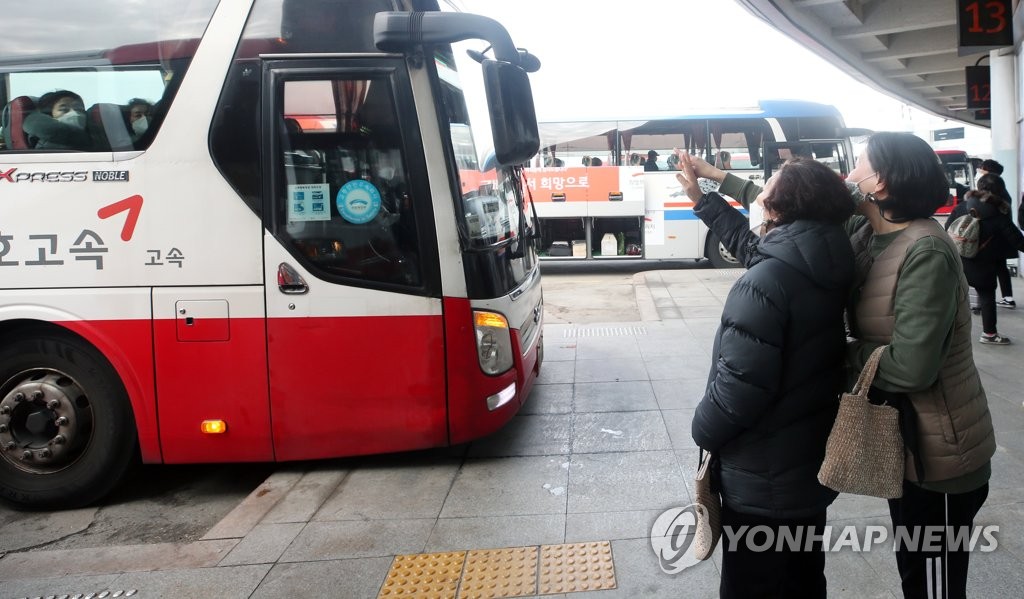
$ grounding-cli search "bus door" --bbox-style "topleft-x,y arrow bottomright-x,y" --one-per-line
261,59 -> 448,461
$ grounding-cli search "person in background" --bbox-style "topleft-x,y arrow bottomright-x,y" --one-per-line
945,174 -> 1024,344
971,160 -> 1015,308
715,150 -> 732,169
590,156 -> 602,166
21,90 -> 91,150
677,151 -> 855,599
643,149 -> 659,171
686,132 -> 994,599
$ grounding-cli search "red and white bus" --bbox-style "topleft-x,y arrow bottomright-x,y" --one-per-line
0,0 -> 544,508
934,149 -> 976,216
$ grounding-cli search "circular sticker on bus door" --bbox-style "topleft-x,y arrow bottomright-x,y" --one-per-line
336,180 -> 382,224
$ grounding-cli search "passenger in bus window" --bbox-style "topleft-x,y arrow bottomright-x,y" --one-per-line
22,90 -> 92,150
685,132 -> 995,599
676,151 -> 855,598
590,157 -> 602,167
643,149 -> 659,171
126,98 -> 153,140
715,150 -> 732,170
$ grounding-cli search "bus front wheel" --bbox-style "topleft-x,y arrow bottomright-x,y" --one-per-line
0,329 -> 137,510
705,232 -> 741,269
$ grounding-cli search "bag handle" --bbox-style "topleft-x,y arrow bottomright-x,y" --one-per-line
851,345 -> 888,397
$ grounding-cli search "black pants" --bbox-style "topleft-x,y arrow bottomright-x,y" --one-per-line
719,504 -> 826,599
887,481 -> 989,599
974,285 -> 998,335
996,260 -> 1013,299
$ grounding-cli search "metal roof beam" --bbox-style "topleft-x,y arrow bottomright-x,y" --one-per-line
862,26 -> 959,62
905,72 -> 968,90
890,53 -> 978,77
833,0 -> 955,39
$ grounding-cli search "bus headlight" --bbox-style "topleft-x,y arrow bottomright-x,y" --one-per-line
474,310 -> 514,375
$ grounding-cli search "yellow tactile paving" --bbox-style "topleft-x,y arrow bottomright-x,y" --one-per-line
376,541 -> 618,598
457,546 -> 538,599
378,551 -> 467,599
537,541 -> 617,595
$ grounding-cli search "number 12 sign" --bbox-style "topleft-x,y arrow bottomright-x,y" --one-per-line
958,0 -> 1013,52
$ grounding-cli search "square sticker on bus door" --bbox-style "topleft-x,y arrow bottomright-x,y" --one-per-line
287,183 -> 332,222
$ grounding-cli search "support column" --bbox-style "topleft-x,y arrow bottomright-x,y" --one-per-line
990,49 -> 1019,276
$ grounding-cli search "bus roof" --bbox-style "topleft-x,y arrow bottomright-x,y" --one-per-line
539,99 -> 843,124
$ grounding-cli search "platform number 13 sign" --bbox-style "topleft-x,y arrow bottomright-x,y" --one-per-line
958,0 -> 1013,51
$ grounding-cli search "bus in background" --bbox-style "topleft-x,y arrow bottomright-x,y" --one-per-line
935,150 -> 975,216
0,0 -> 543,509
526,100 -> 859,267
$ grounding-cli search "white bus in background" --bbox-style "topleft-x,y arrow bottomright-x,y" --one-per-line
526,100 -> 863,267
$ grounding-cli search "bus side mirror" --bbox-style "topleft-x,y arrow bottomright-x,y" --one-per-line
483,59 -> 540,167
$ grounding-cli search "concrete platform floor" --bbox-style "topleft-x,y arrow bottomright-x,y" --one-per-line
2,269 -> 1024,599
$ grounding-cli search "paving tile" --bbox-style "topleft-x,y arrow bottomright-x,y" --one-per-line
0,573 -> 120,599
202,470 -> 304,540
440,456 -> 569,518
521,383 -> 573,414
643,354 -> 712,381
572,412 -> 672,453
0,506 -> 98,553
218,522 -> 305,566
425,514 -> 565,552
279,519 -> 435,561
542,338 -> 578,362
651,378 -> 707,411
536,360 -> 575,384
573,381 -> 657,413
573,358 -> 648,383
568,451 -> 688,514
261,469 -> 347,524
565,510 -> 666,543
0,540 -> 237,580
250,556 -> 392,598
571,537 -> 720,599
824,548 -> 898,598
313,460 -> 460,521
984,391 -> 1024,432
468,414 -> 572,457
660,409 -> 697,451
574,335 -> 641,360
636,336 -> 703,359
112,564 -> 271,599
965,542 -> 1024,597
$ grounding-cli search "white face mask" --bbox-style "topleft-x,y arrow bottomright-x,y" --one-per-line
132,116 -> 149,136
57,110 -> 86,129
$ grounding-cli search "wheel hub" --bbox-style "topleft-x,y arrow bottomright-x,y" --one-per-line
0,371 -> 89,472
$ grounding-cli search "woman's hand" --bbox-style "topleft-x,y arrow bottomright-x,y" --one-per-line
674,149 -> 726,182
675,152 -> 703,202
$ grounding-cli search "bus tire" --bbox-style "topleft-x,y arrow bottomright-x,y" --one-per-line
705,232 -> 741,269
0,329 -> 137,510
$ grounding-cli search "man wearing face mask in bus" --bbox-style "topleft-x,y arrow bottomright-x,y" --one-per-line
21,90 -> 92,150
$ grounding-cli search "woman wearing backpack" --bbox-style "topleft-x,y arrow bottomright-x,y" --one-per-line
945,173 -> 1024,345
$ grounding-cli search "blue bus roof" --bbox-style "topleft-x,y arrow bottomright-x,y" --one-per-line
539,99 -> 842,123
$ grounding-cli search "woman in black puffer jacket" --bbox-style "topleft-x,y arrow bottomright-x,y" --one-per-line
676,153 -> 855,599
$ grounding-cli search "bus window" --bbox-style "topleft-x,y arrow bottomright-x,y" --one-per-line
275,74 -> 425,289
0,0 -> 218,153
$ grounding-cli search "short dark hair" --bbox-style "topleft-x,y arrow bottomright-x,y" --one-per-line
976,173 -> 1011,203
762,157 -> 855,225
37,90 -> 84,115
865,132 -> 949,221
981,159 -> 1004,175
